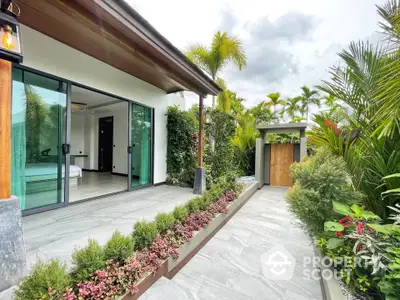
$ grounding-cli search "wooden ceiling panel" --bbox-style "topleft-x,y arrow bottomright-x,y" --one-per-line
15,0 -> 189,93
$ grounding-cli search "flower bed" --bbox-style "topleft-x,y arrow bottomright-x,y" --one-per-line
14,177 -> 258,300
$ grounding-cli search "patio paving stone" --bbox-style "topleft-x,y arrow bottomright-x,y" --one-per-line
140,186 -> 323,300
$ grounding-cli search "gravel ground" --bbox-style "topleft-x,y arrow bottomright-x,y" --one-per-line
239,175 -> 256,187
339,279 -> 374,300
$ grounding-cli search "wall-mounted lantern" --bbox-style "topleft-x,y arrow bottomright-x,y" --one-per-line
0,0 -> 22,63
204,108 -> 211,125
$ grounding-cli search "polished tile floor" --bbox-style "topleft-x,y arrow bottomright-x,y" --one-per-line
22,185 -> 194,270
23,172 -> 130,210
140,186 -> 323,300
69,172 -> 128,202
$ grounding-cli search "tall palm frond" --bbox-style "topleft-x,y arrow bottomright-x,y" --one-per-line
186,31 -> 247,108
284,96 -> 302,119
377,0 -> 400,46
322,94 -> 336,107
373,50 -> 400,137
317,41 -> 386,124
185,45 -> 211,74
265,92 -> 285,121
266,92 -> 285,106
300,85 -> 320,122
373,1 -> 400,137
215,77 -> 230,113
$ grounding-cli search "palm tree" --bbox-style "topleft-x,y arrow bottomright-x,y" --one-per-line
373,1 -> 400,137
265,92 -> 285,122
314,36 -> 400,218
249,101 -> 275,125
284,96 -> 302,120
215,78 -> 230,113
317,41 -> 385,127
300,86 -> 320,122
186,31 -> 247,108
233,111 -> 257,174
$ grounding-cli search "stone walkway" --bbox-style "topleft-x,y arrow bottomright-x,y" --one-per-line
140,186 -> 323,300
22,185 -> 193,270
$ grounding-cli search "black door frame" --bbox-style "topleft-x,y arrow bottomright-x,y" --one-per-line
98,116 -> 114,172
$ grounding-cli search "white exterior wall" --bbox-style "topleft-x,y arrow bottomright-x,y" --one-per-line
20,25 -> 184,184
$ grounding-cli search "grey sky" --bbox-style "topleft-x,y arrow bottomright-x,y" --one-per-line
126,0 -> 385,108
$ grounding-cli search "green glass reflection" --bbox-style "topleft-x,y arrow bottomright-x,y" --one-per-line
131,104 -> 152,187
11,68 -> 66,210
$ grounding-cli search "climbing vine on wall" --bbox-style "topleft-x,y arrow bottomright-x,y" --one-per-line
205,110 -> 236,186
166,105 -> 197,187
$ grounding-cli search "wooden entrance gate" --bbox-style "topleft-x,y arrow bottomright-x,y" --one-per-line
270,144 -> 294,186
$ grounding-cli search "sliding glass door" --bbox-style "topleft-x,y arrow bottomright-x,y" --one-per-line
11,68 -> 67,211
131,103 -> 152,188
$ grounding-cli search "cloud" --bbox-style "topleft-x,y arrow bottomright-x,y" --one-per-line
219,11 -> 318,103
250,12 -> 317,43
218,7 -> 239,33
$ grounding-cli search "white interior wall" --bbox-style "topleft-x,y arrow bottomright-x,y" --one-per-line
70,114 -> 85,155
20,25 -> 185,183
71,102 -> 128,174
70,113 -> 86,168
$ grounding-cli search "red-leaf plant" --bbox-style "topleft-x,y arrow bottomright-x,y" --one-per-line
136,234 -> 179,274
184,211 -> 213,231
72,257 -> 142,299
334,215 -> 380,255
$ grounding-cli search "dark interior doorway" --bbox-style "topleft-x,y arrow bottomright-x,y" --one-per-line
98,116 -> 113,172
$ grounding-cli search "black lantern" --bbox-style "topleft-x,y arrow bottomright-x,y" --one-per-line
0,0 -> 22,63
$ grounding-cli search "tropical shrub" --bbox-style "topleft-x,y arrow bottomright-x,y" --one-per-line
185,197 -> 202,213
132,221 -> 158,251
323,203 -> 386,292
287,149 -> 363,233
313,1 -> 400,219
14,259 -> 70,300
172,205 -> 189,222
197,195 -> 212,211
345,134 -> 400,219
104,230 -> 134,263
203,185 -> 223,203
320,200 -> 400,298
155,212 -> 175,232
71,239 -> 106,283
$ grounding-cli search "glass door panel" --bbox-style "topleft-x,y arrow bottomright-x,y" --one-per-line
11,68 -> 67,211
131,104 -> 152,188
